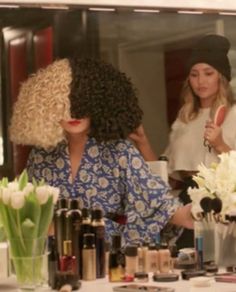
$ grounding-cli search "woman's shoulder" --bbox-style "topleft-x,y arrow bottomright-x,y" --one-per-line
100,139 -> 138,155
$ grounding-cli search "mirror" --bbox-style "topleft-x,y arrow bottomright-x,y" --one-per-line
0,6 -> 236,175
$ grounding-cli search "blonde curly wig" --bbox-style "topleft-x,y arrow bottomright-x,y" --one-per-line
9,59 -> 72,149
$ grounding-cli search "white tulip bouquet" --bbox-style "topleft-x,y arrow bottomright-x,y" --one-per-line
188,151 -> 236,266
188,151 -> 236,219
0,170 -> 59,287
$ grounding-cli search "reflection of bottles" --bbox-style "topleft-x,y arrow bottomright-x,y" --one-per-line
91,209 -> 105,278
79,208 -> 91,278
48,236 -> 59,289
66,199 -> 81,276
60,240 -> 77,273
82,233 -> 96,281
109,234 -> 125,282
54,198 -> 68,256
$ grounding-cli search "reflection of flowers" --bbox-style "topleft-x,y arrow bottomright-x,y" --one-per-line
188,151 -> 236,217
0,170 -> 59,286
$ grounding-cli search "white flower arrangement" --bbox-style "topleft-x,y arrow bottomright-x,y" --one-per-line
188,150 -> 236,219
0,170 -> 59,286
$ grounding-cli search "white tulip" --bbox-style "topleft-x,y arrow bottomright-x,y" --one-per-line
8,182 -> 19,192
23,183 -> 34,197
10,191 -> 25,209
2,187 -> 12,205
35,186 -> 49,205
48,186 -> 60,204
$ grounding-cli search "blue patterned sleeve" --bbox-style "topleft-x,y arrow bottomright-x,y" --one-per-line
118,142 -> 181,245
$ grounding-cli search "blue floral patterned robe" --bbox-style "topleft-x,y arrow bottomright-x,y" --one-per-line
27,138 -> 180,245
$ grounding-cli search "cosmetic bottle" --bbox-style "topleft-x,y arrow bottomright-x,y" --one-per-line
159,242 -> 171,273
82,233 -> 96,281
109,233 -> 126,282
54,197 -> 68,256
91,208 -> 105,278
48,235 -> 59,289
105,241 -> 110,275
60,240 -> 77,273
142,241 -> 149,273
79,208 -> 92,278
169,244 -> 178,272
137,243 -> 144,273
146,243 -> 159,273
66,198 -> 81,276
125,245 -> 138,277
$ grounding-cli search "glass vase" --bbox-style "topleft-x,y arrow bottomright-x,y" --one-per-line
215,222 -> 236,267
9,236 -> 48,291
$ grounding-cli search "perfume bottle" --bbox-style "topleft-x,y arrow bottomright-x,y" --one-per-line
54,197 -> 68,256
91,208 -> 105,278
48,235 -> 59,289
82,233 -> 96,281
66,198 -> 81,276
109,233 -> 125,282
60,240 -> 77,273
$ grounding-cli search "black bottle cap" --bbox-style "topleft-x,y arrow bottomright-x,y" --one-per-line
148,243 -> 156,251
111,233 -> 121,249
125,245 -> 138,256
83,233 -> 95,247
69,199 -> 79,210
92,208 -> 103,220
158,155 -> 168,161
57,197 -> 68,209
81,208 -> 90,218
169,244 -> 179,257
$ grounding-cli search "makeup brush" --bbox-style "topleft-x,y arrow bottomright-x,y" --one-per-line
200,197 -> 212,222
211,197 -> 222,222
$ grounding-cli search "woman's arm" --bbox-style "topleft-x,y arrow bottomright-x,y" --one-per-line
129,124 -> 158,161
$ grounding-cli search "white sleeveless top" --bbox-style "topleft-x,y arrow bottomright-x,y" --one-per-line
164,105 -> 236,179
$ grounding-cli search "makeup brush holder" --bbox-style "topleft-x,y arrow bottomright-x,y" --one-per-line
194,220 -> 215,264
215,221 -> 236,267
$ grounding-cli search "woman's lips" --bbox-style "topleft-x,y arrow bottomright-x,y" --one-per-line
68,120 -> 81,126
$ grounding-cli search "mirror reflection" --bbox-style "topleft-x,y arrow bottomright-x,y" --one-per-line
0,7 -> 236,177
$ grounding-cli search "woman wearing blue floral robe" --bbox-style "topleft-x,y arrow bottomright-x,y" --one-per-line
10,58 -> 193,246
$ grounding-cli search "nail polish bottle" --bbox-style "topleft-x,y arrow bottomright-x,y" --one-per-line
91,208 -> 105,278
82,233 -> 96,281
60,240 -> 77,273
146,243 -> 159,273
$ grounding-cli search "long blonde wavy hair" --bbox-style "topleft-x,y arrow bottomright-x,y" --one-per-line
178,74 -> 235,123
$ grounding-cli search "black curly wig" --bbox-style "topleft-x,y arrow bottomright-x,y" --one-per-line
68,58 -> 143,142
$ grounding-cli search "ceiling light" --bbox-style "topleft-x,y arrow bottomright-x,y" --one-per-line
177,10 -> 203,14
219,11 -> 236,16
134,9 -> 160,13
88,7 -> 115,12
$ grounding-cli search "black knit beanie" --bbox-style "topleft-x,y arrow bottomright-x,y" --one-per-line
186,34 -> 231,81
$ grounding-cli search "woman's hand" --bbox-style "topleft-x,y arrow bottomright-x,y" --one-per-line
129,124 -> 157,161
204,120 -> 231,153
171,203 -> 194,229
129,124 -> 147,145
